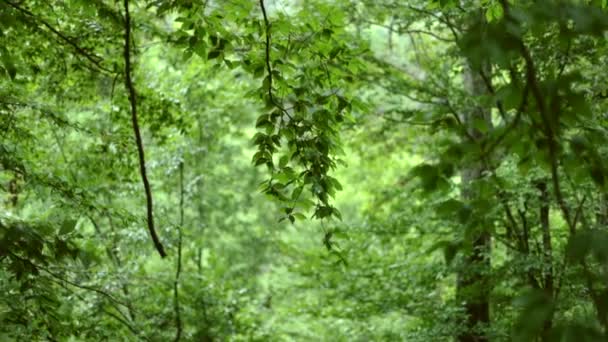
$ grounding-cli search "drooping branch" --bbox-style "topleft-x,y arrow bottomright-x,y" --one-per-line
123,0 -> 167,258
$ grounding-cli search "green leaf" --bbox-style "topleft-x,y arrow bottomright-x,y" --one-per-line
279,155 -> 289,168
293,212 -> 307,220
327,176 -> 342,191
255,114 -> 271,128
60,219 -> 77,235
314,205 -> 333,219
207,49 -> 221,60
253,65 -> 265,78
291,185 -> 304,200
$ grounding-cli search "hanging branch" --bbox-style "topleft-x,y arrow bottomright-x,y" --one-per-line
173,160 -> 184,342
259,0 -> 276,106
123,0 -> 167,258
259,0 -> 292,120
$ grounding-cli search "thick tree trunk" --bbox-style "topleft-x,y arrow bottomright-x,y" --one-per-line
456,63 -> 492,342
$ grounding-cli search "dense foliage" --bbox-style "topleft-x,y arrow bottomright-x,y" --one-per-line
2,0 -> 608,340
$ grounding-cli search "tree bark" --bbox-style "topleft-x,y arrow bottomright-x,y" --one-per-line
456,62 -> 492,342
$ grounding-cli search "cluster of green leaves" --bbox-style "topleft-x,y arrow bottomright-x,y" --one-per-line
247,2 -> 365,223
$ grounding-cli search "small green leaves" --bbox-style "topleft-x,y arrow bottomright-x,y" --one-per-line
313,205 -> 341,220
485,2 -> 503,22
244,9 -> 354,224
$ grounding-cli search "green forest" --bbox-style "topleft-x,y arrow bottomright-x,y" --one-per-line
2,0 -> 608,340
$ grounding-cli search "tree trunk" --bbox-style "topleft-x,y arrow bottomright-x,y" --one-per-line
537,181 -> 554,341
456,62 -> 492,342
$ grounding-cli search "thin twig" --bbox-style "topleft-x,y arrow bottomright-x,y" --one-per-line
362,20 -> 454,42
173,160 -> 184,342
103,309 -> 146,340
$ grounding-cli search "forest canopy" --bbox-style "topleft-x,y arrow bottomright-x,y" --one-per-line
2,0 -> 608,341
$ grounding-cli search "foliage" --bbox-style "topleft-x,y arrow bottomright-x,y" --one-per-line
2,0 -> 608,341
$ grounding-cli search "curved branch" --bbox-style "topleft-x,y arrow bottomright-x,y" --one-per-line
123,0 -> 167,258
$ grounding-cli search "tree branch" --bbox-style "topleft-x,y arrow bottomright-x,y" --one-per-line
2,0 -> 114,74
123,0 -> 166,258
